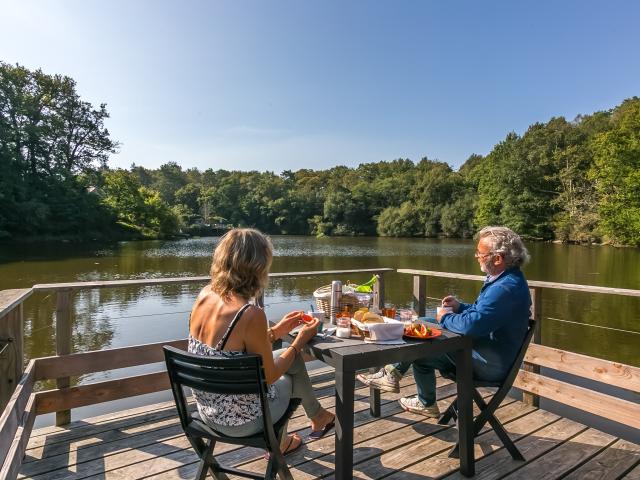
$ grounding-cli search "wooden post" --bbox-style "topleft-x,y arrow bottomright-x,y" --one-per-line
372,273 -> 385,311
413,275 -> 426,317
523,286 -> 542,407
0,303 -> 24,412
56,289 -> 74,426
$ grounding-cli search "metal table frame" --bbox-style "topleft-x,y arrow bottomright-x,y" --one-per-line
299,329 -> 475,479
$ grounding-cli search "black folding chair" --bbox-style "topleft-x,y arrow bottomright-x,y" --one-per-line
438,319 -> 536,461
163,346 -> 301,480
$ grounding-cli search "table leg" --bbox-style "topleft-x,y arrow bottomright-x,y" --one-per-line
456,345 -> 475,477
368,367 -> 381,417
335,369 -> 355,480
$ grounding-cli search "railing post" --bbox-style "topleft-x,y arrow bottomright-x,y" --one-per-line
523,286 -> 542,407
372,273 -> 385,312
56,288 -> 74,426
0,301 -> 24,412
413,275 -> 426,317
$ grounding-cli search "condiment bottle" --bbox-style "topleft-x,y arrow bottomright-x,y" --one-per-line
336,306 -> 351,338
329,280 -> 342,326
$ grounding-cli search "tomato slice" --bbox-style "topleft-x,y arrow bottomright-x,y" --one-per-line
417,324 -> 429,337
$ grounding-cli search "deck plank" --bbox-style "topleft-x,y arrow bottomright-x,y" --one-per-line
23,367 -> 337,460
562,439 -> 640,480
321,400 -> 531,480
500,428 -> 618,479
386,407 -> 559,479
19,370 -> 427,479
20,367 -> 337,478
219,383 -> 486,480
16,363 -> 639,480
76,377 -> 436,480
623,462 -> 640,479
26,366 -> 336,447
443,416 -> 587,480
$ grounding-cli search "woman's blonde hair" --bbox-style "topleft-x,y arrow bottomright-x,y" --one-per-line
210,228 -> 273,300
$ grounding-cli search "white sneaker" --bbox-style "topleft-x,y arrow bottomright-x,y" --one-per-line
399,395 -> 441,418
356,369 -> 400,393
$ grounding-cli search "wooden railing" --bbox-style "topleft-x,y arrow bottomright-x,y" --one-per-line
1,267 -> 639,478
0,268 -> 392,479
398,268 -> 640,430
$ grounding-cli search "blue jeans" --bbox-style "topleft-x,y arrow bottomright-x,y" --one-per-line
386,354 -> 457,407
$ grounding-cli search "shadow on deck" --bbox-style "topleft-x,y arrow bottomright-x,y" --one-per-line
18,367 -> 640,480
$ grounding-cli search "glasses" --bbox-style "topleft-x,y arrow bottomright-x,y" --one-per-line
474,250 -> 494,259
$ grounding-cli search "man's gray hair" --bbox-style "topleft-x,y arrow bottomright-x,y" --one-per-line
477,226 -> 530,268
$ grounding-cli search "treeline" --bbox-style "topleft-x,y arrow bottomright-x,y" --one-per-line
1,62 -> 639,245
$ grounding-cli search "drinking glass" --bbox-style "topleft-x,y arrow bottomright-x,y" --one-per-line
382,303 -> 396,319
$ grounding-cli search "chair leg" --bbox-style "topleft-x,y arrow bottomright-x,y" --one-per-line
472,389 -> 491,435
195,439 -> 216,480
438,398 -> 458,425
265,450 -> 293,480
485,413 -> 525,461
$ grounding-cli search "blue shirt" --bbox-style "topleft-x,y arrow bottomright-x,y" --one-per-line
441,267 -> 531,382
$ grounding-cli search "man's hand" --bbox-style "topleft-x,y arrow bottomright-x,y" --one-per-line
273,310 -> 303,338
441,295 -> 461,312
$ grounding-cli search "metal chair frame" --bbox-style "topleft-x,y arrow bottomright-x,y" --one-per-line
439,319 -> 536,461
163,346 -> 300,480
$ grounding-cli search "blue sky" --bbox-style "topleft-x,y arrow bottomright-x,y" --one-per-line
1,0 -> 639,172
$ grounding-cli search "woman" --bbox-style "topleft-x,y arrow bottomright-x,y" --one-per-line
188,228 -> 335,455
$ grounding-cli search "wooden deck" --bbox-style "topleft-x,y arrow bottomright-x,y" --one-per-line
18,367 -> 640,480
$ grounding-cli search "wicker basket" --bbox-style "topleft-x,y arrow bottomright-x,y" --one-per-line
313,284 -> 372,321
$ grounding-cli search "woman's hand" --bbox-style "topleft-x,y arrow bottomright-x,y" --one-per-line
441,295 -> 461,313
272,310 -> 304,338
293,318 -> 319,346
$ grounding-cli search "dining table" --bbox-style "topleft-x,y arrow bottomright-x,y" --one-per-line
291,322 -> 475,479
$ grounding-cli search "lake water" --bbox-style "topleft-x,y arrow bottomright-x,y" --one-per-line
1,236 -> 638,429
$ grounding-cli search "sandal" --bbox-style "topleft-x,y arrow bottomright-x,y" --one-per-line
264,433 -> 303,459
308,416 -> 336,440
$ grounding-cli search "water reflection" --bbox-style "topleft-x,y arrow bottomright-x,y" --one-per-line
1,236 -> 639,371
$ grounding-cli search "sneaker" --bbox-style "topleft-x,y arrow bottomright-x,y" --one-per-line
399,395 -> 441,418
356,369 -> 400,393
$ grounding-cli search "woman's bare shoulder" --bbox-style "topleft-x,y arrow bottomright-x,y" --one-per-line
241,304 -> 267,323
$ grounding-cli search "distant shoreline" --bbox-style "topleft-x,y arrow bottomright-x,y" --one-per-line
0,233 -> 632,249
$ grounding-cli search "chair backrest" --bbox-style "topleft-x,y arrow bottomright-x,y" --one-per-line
491,318 -> 536,394
163,346 -> 271,432
501,319 -> 536,389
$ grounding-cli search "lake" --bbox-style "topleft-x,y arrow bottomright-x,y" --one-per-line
1,236 -> 638,427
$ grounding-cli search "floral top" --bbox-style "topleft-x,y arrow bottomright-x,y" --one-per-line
188,304 -> 277,427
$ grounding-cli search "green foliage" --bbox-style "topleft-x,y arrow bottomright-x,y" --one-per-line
0,61 -> 119,239
377,202 -> 422,237
2,62 -> 639,246
100,170 -> 179,238
589,98 -> 640,246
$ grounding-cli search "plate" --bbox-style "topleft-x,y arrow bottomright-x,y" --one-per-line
403,327 -> 442,340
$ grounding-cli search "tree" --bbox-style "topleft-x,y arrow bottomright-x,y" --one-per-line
590,98 -> 640,246
0,61 -> 118,238
101,169 -> 179,238
174,183 -> 202,216
377,202 -> 422,237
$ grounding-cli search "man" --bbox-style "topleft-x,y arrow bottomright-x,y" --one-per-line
357,226 -> 532,417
